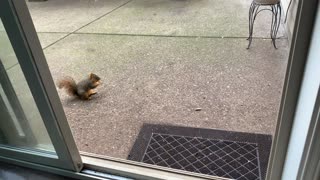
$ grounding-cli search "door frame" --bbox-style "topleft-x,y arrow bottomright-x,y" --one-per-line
266,0 -> 319,179
0,0 -> 319,179
0,0 -> 82,171
296,87 -> 320,180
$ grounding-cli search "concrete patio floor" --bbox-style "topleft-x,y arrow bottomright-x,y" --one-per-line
26,0 -> 289,159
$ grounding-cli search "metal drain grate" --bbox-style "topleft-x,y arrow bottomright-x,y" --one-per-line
142,133 -> 261,180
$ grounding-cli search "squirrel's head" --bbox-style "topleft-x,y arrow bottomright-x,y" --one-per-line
89,73 -> 101,82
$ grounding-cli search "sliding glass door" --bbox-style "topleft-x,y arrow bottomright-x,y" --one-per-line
0,0 -> 82,171
0,0 -> 319,179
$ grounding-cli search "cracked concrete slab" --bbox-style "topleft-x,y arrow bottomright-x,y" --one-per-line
78,0 -> 285,38
37,33 -> 68,48
27,0 -> 130,32
43,34 -> 289,158
23,0 -> 291,160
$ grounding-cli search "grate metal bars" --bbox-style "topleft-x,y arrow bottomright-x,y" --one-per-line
142,133 -> 261,180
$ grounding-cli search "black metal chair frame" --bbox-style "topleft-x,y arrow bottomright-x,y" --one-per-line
247,1 -> 282,49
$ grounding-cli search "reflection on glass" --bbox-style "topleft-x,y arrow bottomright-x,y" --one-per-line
0,19 -> 54,152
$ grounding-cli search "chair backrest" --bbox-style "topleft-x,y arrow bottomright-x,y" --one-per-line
254,0 -> 280,5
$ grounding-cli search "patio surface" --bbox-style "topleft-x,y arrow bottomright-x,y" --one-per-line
25,0 -> 289,159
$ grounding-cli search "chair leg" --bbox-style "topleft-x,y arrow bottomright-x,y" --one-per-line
271,3 -> 281,49
247,2 -> 254,40
271,5 -> 277,48
270,6 -> 275,39
247,3 -> 259,49
275,4 -> 282,44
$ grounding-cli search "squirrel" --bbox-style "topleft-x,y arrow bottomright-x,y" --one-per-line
57,73 -> 101,100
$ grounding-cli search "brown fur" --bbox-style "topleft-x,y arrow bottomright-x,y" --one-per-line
57,76 -> 77,96
57,73 -> 101,100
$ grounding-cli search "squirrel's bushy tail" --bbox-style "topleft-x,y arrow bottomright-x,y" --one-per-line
57,77 -> 78,96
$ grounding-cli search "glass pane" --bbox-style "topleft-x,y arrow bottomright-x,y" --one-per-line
26,0 -> 293,178
0,18 -> 54,152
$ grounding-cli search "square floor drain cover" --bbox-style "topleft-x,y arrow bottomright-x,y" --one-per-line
128,124 -> 272,180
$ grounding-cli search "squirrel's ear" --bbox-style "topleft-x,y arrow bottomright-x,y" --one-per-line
89,73 -> 93,79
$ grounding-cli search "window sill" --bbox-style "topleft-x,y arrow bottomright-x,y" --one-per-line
81,152 -> 229,180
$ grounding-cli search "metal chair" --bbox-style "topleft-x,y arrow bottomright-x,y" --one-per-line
247,0 -> 281,49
